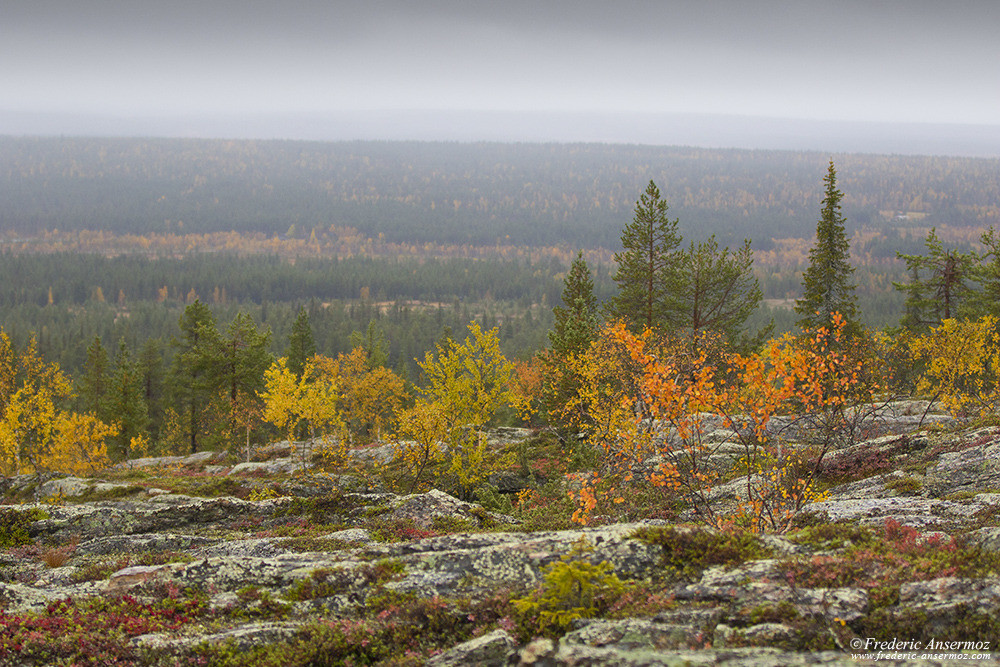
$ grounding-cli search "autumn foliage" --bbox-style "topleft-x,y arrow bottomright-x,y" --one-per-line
908,316 -> 1000,422
0,330 -> 116,475
559,314 -> 890,532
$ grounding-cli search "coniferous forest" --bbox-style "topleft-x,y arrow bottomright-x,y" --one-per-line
2,136 -> 1000,469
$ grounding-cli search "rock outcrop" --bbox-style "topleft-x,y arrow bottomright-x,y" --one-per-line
2,424 -> 1000,665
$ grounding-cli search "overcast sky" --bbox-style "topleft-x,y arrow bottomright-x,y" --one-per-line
2,0 -> 998,127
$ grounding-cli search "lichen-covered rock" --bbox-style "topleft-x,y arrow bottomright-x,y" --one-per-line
923,428 -> 1000,498
375,523 -> 663,598
384,488 -> 515,529
428,628 -> 517,666
76,532 -> 219,556
133,621 -> 302,653
798,495 -> 983,528
563,618 -> 711,651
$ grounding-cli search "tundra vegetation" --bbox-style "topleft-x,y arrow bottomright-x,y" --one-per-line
3,153 -> 1000,664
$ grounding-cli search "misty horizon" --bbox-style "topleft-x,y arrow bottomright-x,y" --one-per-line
3,109 -> 1000,159
3,0 -> 998,149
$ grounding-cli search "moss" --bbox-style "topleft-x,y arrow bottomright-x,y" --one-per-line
285,560 -> 405,602
276,491 -> 365,523
869,584 -> 901,609
788,521 -> 878,551
431,513 -> 480,533
0,506 -> 47,548
232,585 -> 292,620
885,476 -> 923,496
71,484 -> 148,503
747,600 -> 800,625
971,503 -> 1000,529
632,526 -> 772,582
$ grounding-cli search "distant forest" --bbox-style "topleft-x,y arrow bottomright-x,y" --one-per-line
1,136 -> 998,376
2,137 -> 998,248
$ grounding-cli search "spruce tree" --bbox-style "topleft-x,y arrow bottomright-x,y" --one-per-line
285,307 -> 316,378
169,300 -> 218,454
967,226 -> 1000,320
78,336 -> 111,420
108,339 -> 150,461
350,320 -> 390,369
138,339 -> 165,444
795,161 -> 858,333
206,312 -> 273,443
608,180 -> 682,331
549,251 -> 599,357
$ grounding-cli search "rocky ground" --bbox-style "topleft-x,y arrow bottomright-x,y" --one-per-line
3,406 -> 1000,665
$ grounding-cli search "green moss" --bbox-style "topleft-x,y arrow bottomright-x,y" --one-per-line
885,476 -> 923,496
430,514 -> 480,533
280,536 -> 355,553
0,506 -> 47,548
277,491 -> 365,523
788,521 -> 878,551
632,526 -> 772,582
71,484 -> 148,503
747,600 -> 801,625
231,586 -> 292,619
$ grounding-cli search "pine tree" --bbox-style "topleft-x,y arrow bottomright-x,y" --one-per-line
205,312 -> 273,445
607,180 -> 682,332
676,236 -> 768,349
549,251 -> 598,357
795,161 -> 858,333
894,227 -> 976,330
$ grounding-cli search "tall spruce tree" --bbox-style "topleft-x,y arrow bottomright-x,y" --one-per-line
549,251 -> 599,357
138,339 -> 165,445
608,180 -> 682,331
795,161 -> 858,333
169,300 -> 218,454
967,226 -> 1000,320
542,251 -> 601,430
350,320 -> 390,369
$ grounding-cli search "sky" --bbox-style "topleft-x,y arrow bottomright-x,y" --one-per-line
2,0 -> 999,136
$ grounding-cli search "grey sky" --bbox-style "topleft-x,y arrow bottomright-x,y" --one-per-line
2,0 -> 998,126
